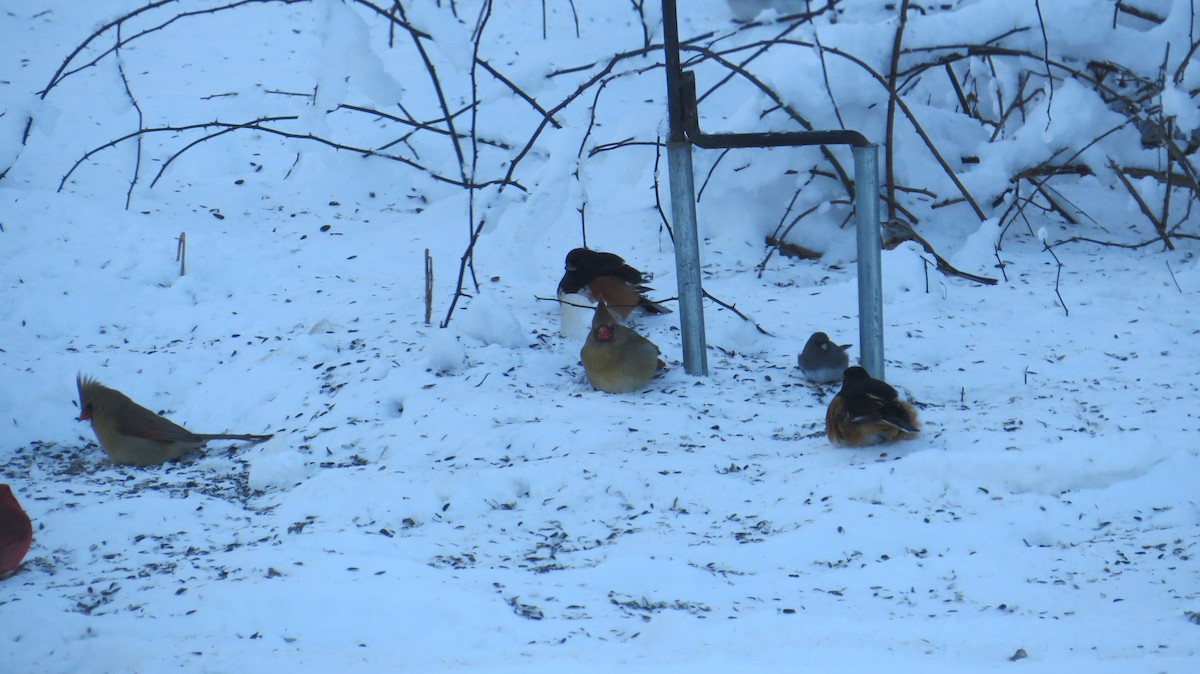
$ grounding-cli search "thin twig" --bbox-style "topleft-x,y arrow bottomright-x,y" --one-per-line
474,59 -> 562,129
759,201 -> 823,276
441,0 -> 492,328
577,78 -> 611,158
1045,241 -> 1069,317
708,39 -> 987,220
1032,0 -> 1054,129
884,0 -> 910,221
62,117 -> 525,193
703,290 -> 772,336
114,22 -> 144,210
652,138 -> 675,242
1109,158 -> 1175,250
695,148 -> 732,202
1164,259 -> 1184,293
808,0 -> 845,129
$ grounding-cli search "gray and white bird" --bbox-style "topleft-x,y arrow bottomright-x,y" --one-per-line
798,331 -> 851,383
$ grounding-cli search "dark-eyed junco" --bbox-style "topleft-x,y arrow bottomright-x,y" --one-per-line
825,366 -> 919,447
580,302 -> 665,393
799,331 -> 851,383
558,248 -> 670,323
77,374 -> 273,466
0,484 -> 32,578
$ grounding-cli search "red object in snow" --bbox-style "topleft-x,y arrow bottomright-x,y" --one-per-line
0,484 -> 33,578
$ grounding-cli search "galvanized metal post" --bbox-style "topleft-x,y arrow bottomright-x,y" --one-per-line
661,0 -> 881,379
853,144 -> 885,381
662,0 -> 709,376
666,143 -> 709,375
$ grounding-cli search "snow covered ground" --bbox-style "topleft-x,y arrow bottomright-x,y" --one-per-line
1,1 -> 1198,671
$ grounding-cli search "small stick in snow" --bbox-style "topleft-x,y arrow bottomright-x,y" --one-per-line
176,232 -> 186,277
1166,260 -> 1183,293
425,249 -> 434,325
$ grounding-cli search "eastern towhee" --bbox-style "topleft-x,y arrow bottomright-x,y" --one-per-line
825,366 -> 920,446
558,248 -> 670,321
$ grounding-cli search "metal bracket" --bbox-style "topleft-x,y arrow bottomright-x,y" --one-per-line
660,0 -> 886,380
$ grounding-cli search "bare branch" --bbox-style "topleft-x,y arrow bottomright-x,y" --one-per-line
114,22 -> 145,210
1108,158 -> 1175,250
884,0 -> 911,221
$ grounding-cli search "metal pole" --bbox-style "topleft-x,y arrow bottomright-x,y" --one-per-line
662,0 -> 685,134
661,0 -> 878,378
667,143 -> 708,375
662,0 -> 709,375
853,144 -> 885,381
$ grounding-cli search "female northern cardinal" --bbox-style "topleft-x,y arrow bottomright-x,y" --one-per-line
0,484 -> 33,578
76,374 -> 273,466
580,302 -> 665,394
825,366 -> 920,447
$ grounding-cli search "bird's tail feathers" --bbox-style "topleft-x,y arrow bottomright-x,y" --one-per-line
639,297 -> 673,314
195,433 -> 274,443
880,407 -> 919,433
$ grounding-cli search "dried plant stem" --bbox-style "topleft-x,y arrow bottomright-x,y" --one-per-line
176,232 -> 187,277
424,249 -> 434,326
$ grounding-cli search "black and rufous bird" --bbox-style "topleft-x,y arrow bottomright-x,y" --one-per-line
77,374 -> 274,466
558,248 -> 670,327
825,366 -> 919,447
798,331 -> 851,383
580,302 -> 665,394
